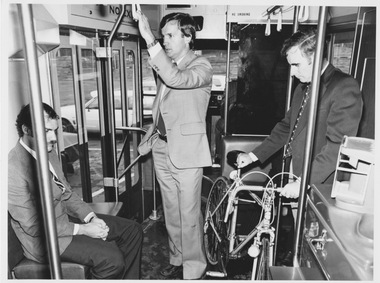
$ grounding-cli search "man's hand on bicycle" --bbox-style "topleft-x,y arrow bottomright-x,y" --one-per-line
280,181 -> 300,199
236,153 -> 254,168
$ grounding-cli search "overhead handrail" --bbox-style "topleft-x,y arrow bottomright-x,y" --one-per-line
298,6 -> 309,22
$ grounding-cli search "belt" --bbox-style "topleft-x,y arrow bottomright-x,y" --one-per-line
158,133 -> 167,142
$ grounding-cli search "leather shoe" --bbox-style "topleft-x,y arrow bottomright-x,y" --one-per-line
160,264 -> 183,279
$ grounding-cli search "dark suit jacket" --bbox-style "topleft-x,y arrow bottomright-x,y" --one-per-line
252,64 -> 363,184
138,49 -> 213,168
8,141 -> 93,263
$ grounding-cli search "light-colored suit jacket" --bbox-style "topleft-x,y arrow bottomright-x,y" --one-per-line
8,141 -> 93,263
138,48 -> 213,169
253,64 -> 363,184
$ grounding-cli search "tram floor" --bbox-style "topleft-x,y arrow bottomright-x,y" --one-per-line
139,166 -> 294,280
140,205 -> 254,280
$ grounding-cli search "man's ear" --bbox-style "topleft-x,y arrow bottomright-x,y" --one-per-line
22,125 -> 32,136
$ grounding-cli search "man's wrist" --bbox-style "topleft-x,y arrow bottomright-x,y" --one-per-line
146,39 -> 158,49
89,215 -> 97,223
248,152 -> 258,162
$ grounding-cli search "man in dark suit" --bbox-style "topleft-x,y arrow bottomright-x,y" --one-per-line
237,28 -> 363,198
8,103 -> 143,279
135,11 -> 213,279
236,28 -> 363,266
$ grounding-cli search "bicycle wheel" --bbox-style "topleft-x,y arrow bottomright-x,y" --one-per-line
254,237 -> 271,280
204,176 -> 230,268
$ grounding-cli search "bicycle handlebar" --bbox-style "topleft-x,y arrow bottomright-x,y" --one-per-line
237,185 -> 283,194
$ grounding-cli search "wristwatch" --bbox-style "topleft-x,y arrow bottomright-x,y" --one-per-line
147,39 -> 158,49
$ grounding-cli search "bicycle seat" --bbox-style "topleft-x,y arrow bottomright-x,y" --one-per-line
226,150 -> 245,168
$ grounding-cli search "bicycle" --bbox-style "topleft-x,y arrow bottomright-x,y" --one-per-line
203,151 -> 299,280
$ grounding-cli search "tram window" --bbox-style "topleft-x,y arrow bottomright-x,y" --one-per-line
141,50 -> 157,93
80,49 -> 97,102
331,31 -> 355,74
86,96 -> 122,110
56,48 -> 75,107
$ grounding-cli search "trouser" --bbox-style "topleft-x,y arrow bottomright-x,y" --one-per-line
152,138 -> 207,279
61,214 -> 143,279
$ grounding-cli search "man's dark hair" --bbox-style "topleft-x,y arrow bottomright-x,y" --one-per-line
160,12 -> 196,49
16,103 -> 59,137
281,28 -> 327,60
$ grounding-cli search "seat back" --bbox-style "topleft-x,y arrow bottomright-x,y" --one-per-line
8,213 -> 25,279
221,135 -> 272,184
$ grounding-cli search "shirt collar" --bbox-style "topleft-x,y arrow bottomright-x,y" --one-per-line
307,61 -> 329,85
174,55 -> 185,66
20,138 -> 37,159
19,138 -> 58,177
321,61 -> 329,74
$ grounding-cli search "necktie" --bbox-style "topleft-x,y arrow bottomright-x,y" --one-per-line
284,84 -> 310,159
157,110 -> 166,136
156,62 -> 177,136
52,174 -> 66,193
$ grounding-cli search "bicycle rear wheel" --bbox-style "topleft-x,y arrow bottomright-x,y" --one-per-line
204,176 -> 230,269
253,237 -> 271,280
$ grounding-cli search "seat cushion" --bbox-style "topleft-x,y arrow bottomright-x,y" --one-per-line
12,258 -> 89,279
87,202 -> 123,216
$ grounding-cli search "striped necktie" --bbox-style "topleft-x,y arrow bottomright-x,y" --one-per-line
284,84 -> 310,159
52,174 -> 66,193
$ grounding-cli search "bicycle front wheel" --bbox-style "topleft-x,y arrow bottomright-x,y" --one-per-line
254,237 -> 271,280
204,176 -> 230,268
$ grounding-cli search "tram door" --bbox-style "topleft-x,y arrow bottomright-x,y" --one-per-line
50,31 -> 144,216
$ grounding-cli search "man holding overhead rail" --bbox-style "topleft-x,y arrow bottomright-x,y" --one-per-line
8,103 -> 143,279
237,28 -> 362,199
135,10 -> 213,280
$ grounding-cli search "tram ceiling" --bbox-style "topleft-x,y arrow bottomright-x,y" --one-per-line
9,4 -> 60,59
9,4 -> 157,59
42,4 -> 159,36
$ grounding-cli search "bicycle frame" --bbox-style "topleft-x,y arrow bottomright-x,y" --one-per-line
204,168 -> 300,279
227,185 -> 278,258
206,170 -> 280,259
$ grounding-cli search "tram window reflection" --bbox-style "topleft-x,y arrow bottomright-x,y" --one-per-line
331,30 -> 355,74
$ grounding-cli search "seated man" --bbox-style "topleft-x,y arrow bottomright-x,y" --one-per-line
8,103 -> 143,279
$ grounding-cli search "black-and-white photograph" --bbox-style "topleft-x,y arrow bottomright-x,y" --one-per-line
3,1 -> 378,281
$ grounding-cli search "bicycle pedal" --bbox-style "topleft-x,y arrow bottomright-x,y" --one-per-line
206,271 -> 227,278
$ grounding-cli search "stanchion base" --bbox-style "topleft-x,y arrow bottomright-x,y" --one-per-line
149,210 -> 161,220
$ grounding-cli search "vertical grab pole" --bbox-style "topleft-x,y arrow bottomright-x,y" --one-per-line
104,4 -> 127,202
17,4 -> 62,279
224,21 -> 232,135
292,6 -> 328,267
149,169 -> 160,220
274,5 -> 301,265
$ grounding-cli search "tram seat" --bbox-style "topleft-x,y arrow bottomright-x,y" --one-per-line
8,213 -> 89,279
87,201 -> 123,216
221,135 -> 272,185
8,203 -> 121,279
